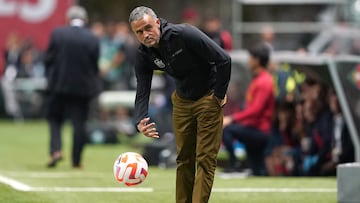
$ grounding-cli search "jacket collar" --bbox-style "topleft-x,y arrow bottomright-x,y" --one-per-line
159,18 -> 172,41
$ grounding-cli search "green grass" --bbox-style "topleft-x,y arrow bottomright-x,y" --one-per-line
0,120 -> 337,203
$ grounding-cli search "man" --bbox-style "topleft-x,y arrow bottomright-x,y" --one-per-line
129,6 -> 231,203
44,6 -> 101,168
202,15 -> 233,51
320,88 -> 354,176
222,42 -> 275,176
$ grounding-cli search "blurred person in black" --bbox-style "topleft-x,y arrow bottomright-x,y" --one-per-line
202,15 -> 232,51
44,5 -> 101,168
129,6 -> 230,203
300,80 -> 332,176
320,88 -> 354,176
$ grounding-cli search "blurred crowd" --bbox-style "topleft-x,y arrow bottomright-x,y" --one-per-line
1,32 -> 45,120
263,74 -> 354,177
0,7 -> 357,176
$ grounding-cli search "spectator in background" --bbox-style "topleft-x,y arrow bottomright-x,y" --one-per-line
3,33 -> 21,70
1,33 -> 22,120
202,15 -> 232,51
14,38 -> 46,118
115,21 -> 138,48
265,102 -> 303,176
269,63 -> 304,104
92,20 -> 138,139
320,88 -> 354,176
260,25 -> 304,105
300,79 -> 332,176
260,25 -> 277,52
181,7 -> 200,27
44,5 -> 101,168
17,38 -> 45,78
222,42 -> 275,175
91,21 -> 105,38
114,21 -> 138,88
98,21 -> 128,90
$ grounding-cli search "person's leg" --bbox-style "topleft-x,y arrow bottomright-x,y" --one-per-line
222,124 -> 269,175
67,96 -> 90,167
235,127 -> 268,175
49,118 -> 63,156
172,92 -> 197,203
222,124 -> 242,169
247,145 -> 268,176
46,94 -> 64,168
47,117 -> 64,167
192,92 -> 223,203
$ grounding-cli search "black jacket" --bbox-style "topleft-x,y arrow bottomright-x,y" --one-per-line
134,19 -> 231,124
45,25 -> 101,98
331,117 -> 355,164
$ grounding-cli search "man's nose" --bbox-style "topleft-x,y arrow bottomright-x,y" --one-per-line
143,30 -> 150,38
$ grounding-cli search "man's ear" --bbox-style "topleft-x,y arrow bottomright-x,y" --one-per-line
156,18 -> 160,28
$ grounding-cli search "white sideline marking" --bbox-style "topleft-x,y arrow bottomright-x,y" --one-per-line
0,175 -> 32,191
0,174 -> 153,192
6,172 -> 108,178
212,188 -> 336,193
32,187 -> 154,192
1,173 -> 336,193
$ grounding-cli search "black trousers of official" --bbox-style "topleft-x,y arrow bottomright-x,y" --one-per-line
46,94 -> 91,166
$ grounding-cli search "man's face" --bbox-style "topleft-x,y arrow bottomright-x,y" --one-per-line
247,54 -> 258,74
130,14 -> 161,48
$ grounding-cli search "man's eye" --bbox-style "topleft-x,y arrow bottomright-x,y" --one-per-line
145,25 -> 152,31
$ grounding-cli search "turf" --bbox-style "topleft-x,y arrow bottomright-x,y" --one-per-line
0,120 -> 337,203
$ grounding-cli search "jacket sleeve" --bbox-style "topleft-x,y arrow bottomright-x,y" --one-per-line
182,25 -> 231,99
134,51 -> 153,126
90,35 -> 100,75
44,30 -> 57,76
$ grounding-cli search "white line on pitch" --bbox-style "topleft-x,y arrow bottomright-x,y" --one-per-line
212,188 -> 336,193
1,173 -> 335,193
5,172 -> 108,178
0,174 -> 153,192
0,175 -> 32,191
32,187 -> 154,192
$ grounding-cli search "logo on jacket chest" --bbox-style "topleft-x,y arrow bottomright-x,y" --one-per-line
154,58 -> 165,69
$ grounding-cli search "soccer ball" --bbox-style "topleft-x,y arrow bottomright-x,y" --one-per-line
113,152 -> 148,186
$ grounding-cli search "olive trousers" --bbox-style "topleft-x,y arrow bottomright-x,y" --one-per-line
172,91 -> 223,203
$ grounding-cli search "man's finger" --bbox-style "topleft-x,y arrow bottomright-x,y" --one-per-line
145,122 -> 156,128
145,127 -> 157,133
149,132 -> 160,139
140,117 -> 150,124
144,131 -> 159,138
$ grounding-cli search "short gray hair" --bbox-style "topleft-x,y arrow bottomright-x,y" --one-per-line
129,6 -> 157,23
66,5 -> 88,20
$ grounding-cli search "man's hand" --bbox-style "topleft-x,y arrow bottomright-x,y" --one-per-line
215,94 -> 227,107
223,115 -> 233,128
220,94 -> 227,107
137,117 -> 159,139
